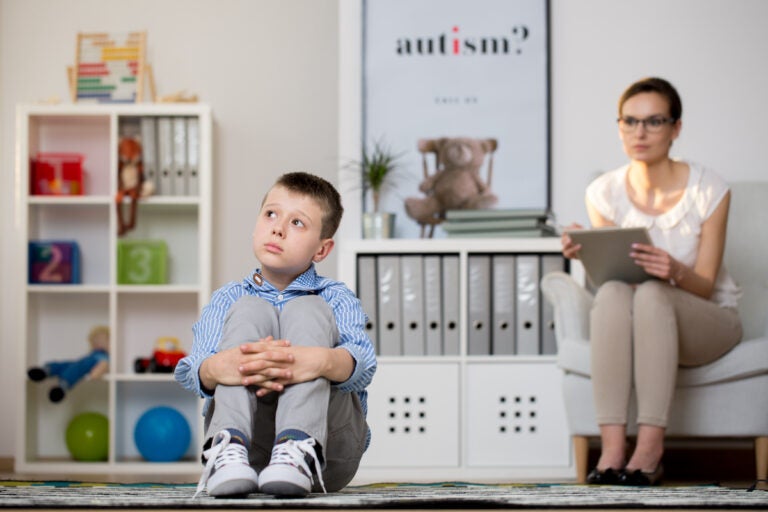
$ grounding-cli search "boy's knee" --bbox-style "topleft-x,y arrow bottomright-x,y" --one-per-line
219,296 -> 279,350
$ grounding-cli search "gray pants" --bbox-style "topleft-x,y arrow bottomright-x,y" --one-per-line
204,295 -> 368,492
591,280 -> 742,427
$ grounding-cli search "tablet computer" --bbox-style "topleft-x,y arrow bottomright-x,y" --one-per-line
567,227 -> 655,287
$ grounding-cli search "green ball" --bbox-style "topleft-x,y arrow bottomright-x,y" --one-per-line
65,412 -> 109,461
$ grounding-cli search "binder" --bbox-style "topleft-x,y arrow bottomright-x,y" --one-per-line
139,117 -> 158,192
156,117 -> 174,195
423,255 -> 443,355
467,254 -> 491,355
515,255 -> 541,355
540,254 -> 565,355
172,117 -> 188,195
441,255 -> 460,355
400,255 -> 425,355
185,117 -> 200,196
491,255 -> 516,355
376,255 -> 402,356
356,255 -> 378,353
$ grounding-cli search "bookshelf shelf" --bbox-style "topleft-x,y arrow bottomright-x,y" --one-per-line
15,103 -> 212,475
339,238 -> 576,482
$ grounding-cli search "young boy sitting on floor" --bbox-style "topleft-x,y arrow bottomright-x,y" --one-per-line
175,172 -> 377,499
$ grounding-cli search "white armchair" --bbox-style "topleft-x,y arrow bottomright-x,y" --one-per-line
541,182 -> 768,483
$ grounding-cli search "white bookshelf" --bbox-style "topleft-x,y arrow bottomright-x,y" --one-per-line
339,238 -> 576,483
15,103 -> 212,474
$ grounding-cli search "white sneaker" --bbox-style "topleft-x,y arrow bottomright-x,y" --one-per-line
258,438 -> 326,497
194,430 -> 259,498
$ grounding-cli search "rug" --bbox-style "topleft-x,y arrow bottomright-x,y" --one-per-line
0,481 -> 766,509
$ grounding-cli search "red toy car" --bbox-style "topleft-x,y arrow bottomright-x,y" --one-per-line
134,337 -> 186,373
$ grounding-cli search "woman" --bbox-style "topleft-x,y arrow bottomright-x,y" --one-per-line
561,77 -> 742,485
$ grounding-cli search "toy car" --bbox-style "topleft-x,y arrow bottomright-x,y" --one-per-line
134,337 -> 186,373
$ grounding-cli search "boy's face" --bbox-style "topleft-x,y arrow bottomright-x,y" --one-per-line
252,185 -> 334,287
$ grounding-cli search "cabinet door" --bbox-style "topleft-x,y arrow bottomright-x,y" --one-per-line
361,363 -> 460,468
466,362 -> 570,467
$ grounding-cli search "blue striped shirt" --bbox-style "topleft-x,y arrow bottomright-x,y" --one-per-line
174,264 -> 377,447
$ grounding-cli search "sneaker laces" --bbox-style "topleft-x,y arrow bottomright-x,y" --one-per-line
269,438 -> 326,493
194,430 -> 250,498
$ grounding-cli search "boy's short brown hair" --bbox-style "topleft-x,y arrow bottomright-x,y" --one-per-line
273,172 -> 344,239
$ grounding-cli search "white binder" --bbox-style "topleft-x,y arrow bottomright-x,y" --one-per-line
376,255 -> 402,356
139,117 -> 158,192
185,117 -> 200,196
156,117 -> 174,196
172,117 -> 188,196
515,255 -> 541,355
441,255 -> 460,355
467,255 -> 491,355
356,255 -> 378,352
540,254 -> 564,355
491,254 -> 516,355
400,255 -> 425,356
423,255 -> 443,355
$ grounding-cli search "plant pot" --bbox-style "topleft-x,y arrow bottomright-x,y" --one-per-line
362,212 -> 395,239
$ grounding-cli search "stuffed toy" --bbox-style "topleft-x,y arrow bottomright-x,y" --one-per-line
116,136 -> 153,236
405,137 -> 498,237
27,325 -> 110,403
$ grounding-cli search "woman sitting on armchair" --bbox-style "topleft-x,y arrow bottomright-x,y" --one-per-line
560,77 -> 742,485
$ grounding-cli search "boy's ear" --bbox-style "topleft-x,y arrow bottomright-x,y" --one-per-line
313,238 -> 335,263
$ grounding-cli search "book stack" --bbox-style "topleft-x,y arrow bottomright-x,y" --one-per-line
442,208 -> 556,238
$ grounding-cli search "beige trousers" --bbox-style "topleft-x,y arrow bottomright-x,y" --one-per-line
590,279 -> 742,427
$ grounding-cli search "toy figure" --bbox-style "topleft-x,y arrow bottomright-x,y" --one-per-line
405,137 -> 498,238
27,325 -> 110,403
116,136 -> 153,236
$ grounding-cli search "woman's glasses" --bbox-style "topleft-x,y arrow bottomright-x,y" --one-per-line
617,116 -> 675,133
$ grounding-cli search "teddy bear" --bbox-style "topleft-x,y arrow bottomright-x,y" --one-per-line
116,136 -> 154,236
404,137 -> 498,238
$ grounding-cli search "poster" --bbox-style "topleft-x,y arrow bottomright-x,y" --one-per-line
363,0 -> 550,238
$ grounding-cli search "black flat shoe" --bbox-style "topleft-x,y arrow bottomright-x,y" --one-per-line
619,464 -> 664,486
586,467 -> 622,485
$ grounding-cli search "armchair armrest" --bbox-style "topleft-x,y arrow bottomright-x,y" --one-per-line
541,271 -> 593,345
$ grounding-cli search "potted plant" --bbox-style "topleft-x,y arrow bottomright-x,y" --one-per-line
358,139 -> 402,239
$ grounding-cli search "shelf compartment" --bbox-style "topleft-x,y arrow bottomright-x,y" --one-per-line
117,203 -> 199,286
24,379 -> 109,462
27,114 -> 111,197
360,362 -> 460,468
465,362 -> 570,467
114,381 -> 200,463
28,203 -> 111,285
26,292 -> 110,365
115,292 -> 197,374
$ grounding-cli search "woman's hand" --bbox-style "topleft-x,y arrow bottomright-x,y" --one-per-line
561,223 -> 584,259
630,243 -> 686,283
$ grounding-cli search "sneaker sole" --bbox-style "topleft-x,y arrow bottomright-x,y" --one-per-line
207,474 -> 259,498
259,480 -> 309,498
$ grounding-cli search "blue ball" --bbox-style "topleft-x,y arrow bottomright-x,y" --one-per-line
134,406 -> 191,462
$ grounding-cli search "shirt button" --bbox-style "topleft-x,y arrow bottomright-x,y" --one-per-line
277,294 -> 284,301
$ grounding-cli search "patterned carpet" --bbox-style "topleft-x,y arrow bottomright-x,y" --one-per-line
0,481 -> 766,509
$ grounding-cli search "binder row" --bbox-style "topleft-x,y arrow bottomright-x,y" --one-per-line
124,116 -> 201,197
356,253 -> 567,356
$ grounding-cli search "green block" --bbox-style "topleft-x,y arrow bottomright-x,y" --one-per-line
118,240 -> 167,284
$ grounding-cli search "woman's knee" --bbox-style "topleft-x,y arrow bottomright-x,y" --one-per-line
634,280 -> 672,308
593,280 -> 633,307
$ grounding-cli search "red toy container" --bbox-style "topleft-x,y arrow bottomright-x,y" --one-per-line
31,152 -> 85,195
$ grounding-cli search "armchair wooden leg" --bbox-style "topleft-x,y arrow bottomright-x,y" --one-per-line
573,435 -> 589,484
757,436 -> 768,482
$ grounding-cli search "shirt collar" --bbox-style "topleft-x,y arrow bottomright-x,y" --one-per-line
246,263 -> 323,292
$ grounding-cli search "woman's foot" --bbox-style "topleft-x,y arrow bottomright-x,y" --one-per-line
620,464 -> 664,486
586,467 -> 622,485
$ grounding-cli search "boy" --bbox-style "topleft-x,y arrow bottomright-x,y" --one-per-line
175,172 -> 377,499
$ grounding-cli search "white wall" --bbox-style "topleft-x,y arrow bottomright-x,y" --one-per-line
2,0 -> 767,460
